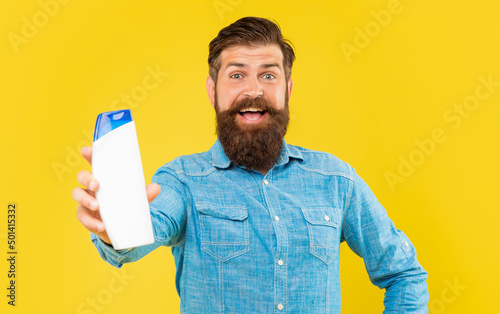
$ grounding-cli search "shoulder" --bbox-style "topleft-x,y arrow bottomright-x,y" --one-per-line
287,143 -> 355,181
154,150 -> 215,177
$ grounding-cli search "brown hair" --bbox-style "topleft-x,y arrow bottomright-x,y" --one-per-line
208,17 -> 295,84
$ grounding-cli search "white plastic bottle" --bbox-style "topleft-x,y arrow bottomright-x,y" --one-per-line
92,109 -> 154,250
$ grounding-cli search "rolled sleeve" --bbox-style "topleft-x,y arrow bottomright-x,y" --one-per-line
91,233 -> 131,268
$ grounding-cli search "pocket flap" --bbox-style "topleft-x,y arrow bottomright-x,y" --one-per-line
301,208 -> 341,228
196,203 -> 248,221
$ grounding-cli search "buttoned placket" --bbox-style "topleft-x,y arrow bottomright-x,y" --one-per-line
261,172 -> 288,313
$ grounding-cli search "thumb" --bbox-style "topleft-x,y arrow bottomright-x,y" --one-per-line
146,183 -> 161,203
80,146 -> 92,166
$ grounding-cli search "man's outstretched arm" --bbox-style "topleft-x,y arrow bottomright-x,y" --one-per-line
73,146 -> 187,268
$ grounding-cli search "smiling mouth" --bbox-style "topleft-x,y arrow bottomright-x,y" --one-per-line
238,108 -> 267,121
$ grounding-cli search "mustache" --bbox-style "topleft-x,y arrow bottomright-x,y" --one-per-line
223,97 -> 283,116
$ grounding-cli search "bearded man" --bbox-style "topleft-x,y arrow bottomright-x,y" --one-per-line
73,17 -> 429,313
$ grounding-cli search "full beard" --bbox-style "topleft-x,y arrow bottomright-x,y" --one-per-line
215,92 -> 289,172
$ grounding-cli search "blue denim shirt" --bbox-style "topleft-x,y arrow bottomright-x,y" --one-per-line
92,139 -> 429,313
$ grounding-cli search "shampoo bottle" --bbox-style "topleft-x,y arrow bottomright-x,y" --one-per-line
92,109 -> 154,250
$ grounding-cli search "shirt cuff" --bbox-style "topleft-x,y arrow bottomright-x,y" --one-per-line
91,233 -> 132,268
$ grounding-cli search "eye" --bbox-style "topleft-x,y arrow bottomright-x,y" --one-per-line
262,73 -> 275,80
230,73 -> 243,79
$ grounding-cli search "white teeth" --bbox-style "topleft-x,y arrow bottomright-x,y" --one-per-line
240,108 -> 261,112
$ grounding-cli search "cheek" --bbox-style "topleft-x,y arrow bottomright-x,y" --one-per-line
267,86 -> 287,109
217,87 -> 240,110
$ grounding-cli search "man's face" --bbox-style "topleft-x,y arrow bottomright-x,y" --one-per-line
206,44 -> 293,171
208,44 -> 291,117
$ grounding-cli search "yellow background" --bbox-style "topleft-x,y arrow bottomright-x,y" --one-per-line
1,0 -> 499,313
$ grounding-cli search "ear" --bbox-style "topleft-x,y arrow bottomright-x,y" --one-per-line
206,76 -> 216,108
287,77 -> 293,99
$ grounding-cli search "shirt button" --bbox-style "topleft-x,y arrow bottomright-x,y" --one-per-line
277,259 -> 284,266
274,215 -> 280,221
264,179 -> 269,185
278,303 -> 284,310
404,241 -> 409,247
324,215 -> 330,221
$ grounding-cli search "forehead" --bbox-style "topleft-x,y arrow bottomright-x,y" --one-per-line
219,44 -> 284,67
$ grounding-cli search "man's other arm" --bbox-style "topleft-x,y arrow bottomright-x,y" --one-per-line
341,169 -> 429,313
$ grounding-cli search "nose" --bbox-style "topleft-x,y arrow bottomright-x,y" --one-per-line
243,77 -> 263,98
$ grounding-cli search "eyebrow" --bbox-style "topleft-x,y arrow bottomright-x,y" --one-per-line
225,62 -> 281,70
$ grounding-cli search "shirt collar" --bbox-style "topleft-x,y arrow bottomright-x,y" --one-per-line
210,138 -> 304,170
210,139 -> 231,169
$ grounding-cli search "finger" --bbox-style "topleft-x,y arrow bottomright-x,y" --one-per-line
146,183 -> 161,203
76,170 -> 99,192
81,146 -> 92,165
72,187 -> 99,211
76,204 -> 106,233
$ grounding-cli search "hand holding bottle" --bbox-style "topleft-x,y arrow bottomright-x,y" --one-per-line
72,146 -> 160,246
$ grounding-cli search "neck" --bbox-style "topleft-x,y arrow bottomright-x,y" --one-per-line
256,168 -> 268,175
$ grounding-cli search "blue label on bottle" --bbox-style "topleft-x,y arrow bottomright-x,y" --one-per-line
93,109 -> 133,142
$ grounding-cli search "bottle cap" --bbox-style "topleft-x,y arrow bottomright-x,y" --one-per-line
93,109 -> 133,142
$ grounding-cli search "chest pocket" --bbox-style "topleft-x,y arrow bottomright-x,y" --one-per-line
196,204 -> 250,262
301,208 -> 341,265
